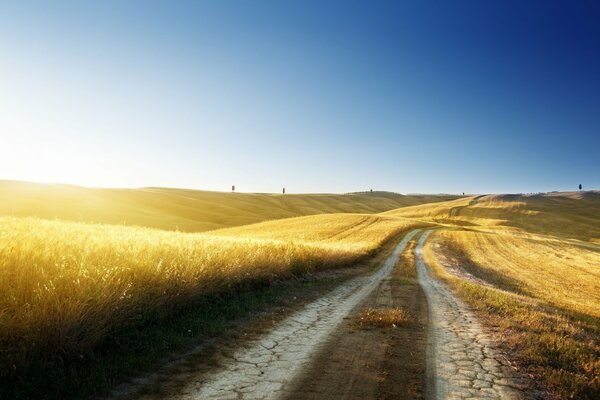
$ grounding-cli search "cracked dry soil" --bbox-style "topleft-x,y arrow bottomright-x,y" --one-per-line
416,230 -> 524,400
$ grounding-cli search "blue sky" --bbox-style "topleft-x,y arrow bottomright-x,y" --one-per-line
1,1 -> 598,194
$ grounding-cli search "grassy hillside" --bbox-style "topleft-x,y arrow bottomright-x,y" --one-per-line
0,213 -> 426,398
458,192 -> 600,242
382,196 -> 476,220
433,229 -> 600,319
385,191 -> 600,243
0,180 -> 459,232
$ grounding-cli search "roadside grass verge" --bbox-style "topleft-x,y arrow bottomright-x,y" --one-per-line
392,238 -> 418,284
354,307 -> 413,329
424,232 -> 600,399
0,215 -> 423,399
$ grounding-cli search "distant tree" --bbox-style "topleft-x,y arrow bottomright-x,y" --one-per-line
282,187 -> 285,194
462,192 -> 465,195
232,185 -> 235,192
579,184 -> 582,191
370,189 -> 373,193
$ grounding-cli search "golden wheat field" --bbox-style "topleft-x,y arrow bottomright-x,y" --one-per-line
212,213 -> 424,250
382,196 -> 476,220
0,213 -> 424,379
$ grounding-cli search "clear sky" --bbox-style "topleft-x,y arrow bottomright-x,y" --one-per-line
1,1 -> 598,194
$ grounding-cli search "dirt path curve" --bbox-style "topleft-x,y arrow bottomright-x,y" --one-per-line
449,195 -> 485,218
163,229 -> 422,400
415,230 -> 522,400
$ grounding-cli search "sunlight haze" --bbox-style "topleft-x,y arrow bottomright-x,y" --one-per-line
1,1 -> 599,193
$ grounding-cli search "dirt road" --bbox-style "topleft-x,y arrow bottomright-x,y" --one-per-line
120,229 -> 421,400
415,230 -> 523,400
116,228 -> 528,400
283,233 -> 428,400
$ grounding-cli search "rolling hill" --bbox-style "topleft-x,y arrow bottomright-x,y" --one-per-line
0,180 -> 459,232
383,191 -> 600,243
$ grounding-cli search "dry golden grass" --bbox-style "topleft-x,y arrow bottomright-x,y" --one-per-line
435,229 -> 600,318
0,180 -> 458,232
355,307 -> 413,328
212,213 -> 422,251
392,238 -> 418,282
0,213 -> 423,381
382,196 -> 475,219
386,192 -> 600,243
455,192 -> 600,241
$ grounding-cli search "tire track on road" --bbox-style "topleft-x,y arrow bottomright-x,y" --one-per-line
415,230 -> 523,400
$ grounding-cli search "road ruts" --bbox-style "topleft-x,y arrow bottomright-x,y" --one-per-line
415,230 -> 523,400
169,229 -> 422,400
